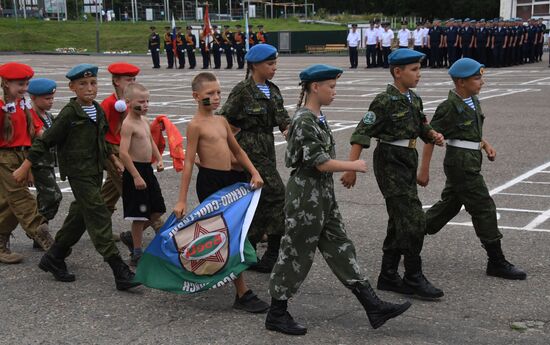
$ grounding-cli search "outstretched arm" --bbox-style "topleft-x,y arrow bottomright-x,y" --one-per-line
417,143 -> 435,187
173,123 -> 199,218
225,120 -> 264,189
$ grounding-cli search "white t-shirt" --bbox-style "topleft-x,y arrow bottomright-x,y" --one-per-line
398,29 -> 411,47
364,28 -> 378,45
422,27 -> 430,45
347,30 -> 361,47
380,29 -> 394,47
413,28 -> 424,46
376,27 -> 385,42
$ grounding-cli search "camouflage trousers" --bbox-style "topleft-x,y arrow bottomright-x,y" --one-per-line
0,150 -> 45,238
32,166 -> 62,221
269,172 -> 369,301
100,143 -> 122,214
239,131 -> 285,242
425,162 -> 502,243
55,174 -> 119,259
373,144 -> 425,256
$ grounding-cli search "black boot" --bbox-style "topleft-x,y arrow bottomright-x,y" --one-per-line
482,240 -> 527,280
38,242 -> 75,282
377,250 -> 414,295
403,255 -> 444,299
352,284 -> 411,329
106,255 -> 141,291
249,235 -> 281,273
119,231 -> 134,253
265,298 -> 307,335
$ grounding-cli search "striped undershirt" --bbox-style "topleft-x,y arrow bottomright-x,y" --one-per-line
81,105 -> 97,122
42,114 -> 52,128
404,91 -> 412,103
463,97 -> 476,111
256,84 -> 271,98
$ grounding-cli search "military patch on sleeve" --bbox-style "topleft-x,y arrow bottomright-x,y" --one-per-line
362,111 -> 376,125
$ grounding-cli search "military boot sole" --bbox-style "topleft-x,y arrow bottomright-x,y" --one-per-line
0,252 -> 24,264
368,301 -> 412,329
115,280 -> 142,291
38,255 -> 76,282
486,268 -> 527,280
377,275 -> 415,295
265,321 -> 308,336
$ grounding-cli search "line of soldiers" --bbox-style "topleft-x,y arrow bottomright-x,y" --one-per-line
357,18 -> 547,69
419,17 -> 547,69
148,24 -> 268,70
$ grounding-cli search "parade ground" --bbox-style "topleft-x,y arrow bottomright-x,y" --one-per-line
0,53 -> 549,345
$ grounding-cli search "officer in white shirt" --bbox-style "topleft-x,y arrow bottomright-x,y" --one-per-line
398,21 -> 412,48
364,21 -> 379,68
380,22 -> 395,68
422,21 -> 431,67
376,19 -> 384,67
347,23 -> 361,68
413,22 -> 425,53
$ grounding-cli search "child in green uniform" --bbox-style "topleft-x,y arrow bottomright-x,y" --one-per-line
13,64 -> 140,291
342,49 -> 446,299
267,64 -> 411,336
219,44 -> 290,272
417,58 -> 526,280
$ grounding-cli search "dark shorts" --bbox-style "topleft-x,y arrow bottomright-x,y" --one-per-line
122,162 -> 166,220
196,166 -> 247,202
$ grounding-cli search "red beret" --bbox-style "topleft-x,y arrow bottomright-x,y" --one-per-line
0,62 -> 34,80
107,62 -> 140,76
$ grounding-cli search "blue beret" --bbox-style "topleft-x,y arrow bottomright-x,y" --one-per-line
66,63 -> 98,81
299,64 -> 343,83
28,78 -> 57,96
388,48 -> 425,65
245,44 -> 278,63
449,58 -> 485,78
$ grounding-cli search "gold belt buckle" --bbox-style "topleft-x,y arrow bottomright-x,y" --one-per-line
408,139 -> 417,148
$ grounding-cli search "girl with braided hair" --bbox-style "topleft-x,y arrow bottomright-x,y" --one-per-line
0,62 -> 53,264
219,44 -> 290,273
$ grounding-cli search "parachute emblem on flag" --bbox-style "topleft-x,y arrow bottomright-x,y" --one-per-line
175,214 -> 229,275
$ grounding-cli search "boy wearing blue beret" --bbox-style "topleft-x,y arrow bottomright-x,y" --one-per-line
342,49 -> 446,299
27,78 -> 62,232
13,64 -> 141,291
266,64 -> 411,336
417,58 -> 526,280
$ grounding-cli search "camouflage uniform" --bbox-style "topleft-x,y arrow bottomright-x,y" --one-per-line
220,77 -> 290,242
100,143 -> 122,214
27,98 -> 119,259
350,84 -> 433,256
31,111 -> 62,221
425,91 -> 502,243
269,109 -> 370,300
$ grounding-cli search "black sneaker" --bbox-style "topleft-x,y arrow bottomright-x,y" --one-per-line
233,290 -> 269,313
119,231 -> 134,253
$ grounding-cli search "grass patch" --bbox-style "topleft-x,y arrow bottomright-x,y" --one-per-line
0,18 -> 346,53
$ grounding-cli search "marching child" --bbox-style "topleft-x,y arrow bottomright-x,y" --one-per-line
13,64 -> 139,291
417,58 -> 526,280
0,62 -> 53,264
219,44 -> 290,273
118,83 -> 166,266
266,64 -> 411,336
341,49 -> 446,299
173,72 -> 268,313
28,78 -> 62,231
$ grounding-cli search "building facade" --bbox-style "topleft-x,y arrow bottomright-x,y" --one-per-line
501,0 -> 550,20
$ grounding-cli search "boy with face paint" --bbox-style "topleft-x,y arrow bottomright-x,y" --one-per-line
173,72 -> 268,313
14,64 -> 140,291
417,58 -> 526,281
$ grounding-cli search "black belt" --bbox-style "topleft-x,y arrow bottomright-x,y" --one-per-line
0,146 -> 29,152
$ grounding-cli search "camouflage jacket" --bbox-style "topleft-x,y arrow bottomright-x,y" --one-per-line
350,84 -> 432,148
286,108 -> 335,172
219,77 -> 290,133
430,90 -> 484,142
431,90 -> 485,172
28,98 -> 110,181
32,111 -> 57,168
